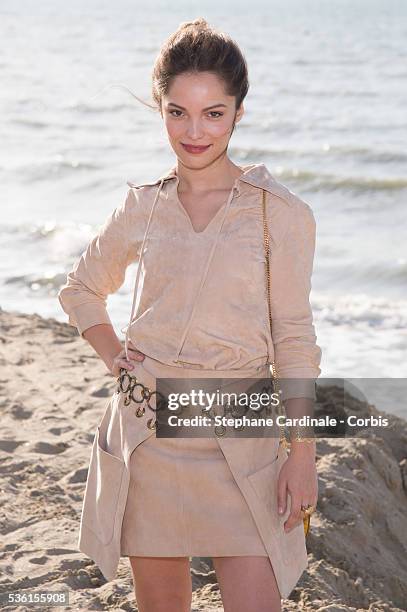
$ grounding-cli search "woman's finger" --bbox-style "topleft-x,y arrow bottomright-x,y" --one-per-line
126,342 -> 145,360
117,358 -> 135,370
112,346 -> 145,376
129,350 -> 145,360
277,472 -> 287,516
284,492 -> 303,532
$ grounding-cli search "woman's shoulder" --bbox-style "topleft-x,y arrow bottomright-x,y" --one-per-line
240,162 -> 314,216
124,173 -> 171,217
126,166 -> 176,191
249,164 -> 314,222
253,164 -> 316,245
263,167 -> 313,215
126,177 -> 163,190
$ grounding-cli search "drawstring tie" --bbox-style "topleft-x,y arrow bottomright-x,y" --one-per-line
121,173 -> 239,365
121,178 -> 165,362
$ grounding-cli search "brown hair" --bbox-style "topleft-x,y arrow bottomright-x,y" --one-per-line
152,18 -> 249,116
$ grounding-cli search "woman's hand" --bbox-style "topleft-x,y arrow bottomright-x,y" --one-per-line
277,447 -> 318,533
109,339 -> 146,377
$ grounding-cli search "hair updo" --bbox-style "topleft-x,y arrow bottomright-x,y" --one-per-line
151,18 -> 249,113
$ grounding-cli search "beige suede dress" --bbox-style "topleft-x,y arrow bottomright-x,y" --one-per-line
57,162 -> 322,599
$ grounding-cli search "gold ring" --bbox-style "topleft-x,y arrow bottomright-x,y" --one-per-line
300,504 -> 316,517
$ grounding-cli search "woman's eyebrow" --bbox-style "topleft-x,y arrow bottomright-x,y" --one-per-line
167,102 -> 228,111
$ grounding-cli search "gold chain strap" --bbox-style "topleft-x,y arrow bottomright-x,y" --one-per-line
262,189 -> 315,537
261,189 -> 290,450
262,188 -> 316,449
264,188 -> 315,536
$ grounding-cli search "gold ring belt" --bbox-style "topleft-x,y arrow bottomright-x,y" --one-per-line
116,368 -> 276,437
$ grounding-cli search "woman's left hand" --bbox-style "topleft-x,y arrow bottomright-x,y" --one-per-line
276,448 -> 318,533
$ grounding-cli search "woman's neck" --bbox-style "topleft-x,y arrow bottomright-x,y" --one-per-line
174,156 -> 244,194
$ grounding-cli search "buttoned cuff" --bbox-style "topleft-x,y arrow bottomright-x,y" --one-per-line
272,371 -> 317,401
62,300 -> 113,337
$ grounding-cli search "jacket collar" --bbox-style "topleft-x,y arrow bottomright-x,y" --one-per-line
129,163 -> 288,199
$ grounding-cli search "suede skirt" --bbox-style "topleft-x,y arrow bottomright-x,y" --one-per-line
120,355 -> 270,558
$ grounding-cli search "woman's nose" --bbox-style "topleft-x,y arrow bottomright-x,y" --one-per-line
185,120 -> 205,139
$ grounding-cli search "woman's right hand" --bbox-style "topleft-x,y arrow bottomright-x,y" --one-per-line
110,339 -> 145,377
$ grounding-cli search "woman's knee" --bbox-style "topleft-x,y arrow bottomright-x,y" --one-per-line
135,590 -> 191,612
212,556 -> 281,612
129,556 -> 192,612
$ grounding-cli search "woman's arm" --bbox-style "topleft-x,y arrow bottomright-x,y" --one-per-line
58,188 -> 143,372
269,196 -> 322,451
82,323 -> 122,371
269,195 -> 321,530
269,195 -> 322,405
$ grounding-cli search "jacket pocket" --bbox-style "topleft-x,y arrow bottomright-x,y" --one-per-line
81,425 -> 125,546
247,452 -> 281,534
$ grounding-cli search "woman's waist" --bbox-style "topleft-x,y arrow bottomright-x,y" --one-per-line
141,353 -> 270,379
127,324 -> 272,375
126,355 -> 271,412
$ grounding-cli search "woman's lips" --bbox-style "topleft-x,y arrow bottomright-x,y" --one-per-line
181,143 -> 211,154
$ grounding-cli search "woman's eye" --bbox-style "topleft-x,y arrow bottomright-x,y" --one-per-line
168,110 -> 223,118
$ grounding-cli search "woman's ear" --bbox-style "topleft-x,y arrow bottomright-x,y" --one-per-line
235,103 -> 244,124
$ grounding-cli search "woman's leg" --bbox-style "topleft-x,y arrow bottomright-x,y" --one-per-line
212,556 -> 282,612
129,556 -> 192,612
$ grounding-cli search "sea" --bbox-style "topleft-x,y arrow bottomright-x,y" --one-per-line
1,0 -> 406,417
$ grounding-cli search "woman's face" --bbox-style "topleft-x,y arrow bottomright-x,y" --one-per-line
161,71 -> 244,168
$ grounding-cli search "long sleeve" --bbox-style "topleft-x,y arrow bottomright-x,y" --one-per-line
269,196 -> 322,400
58,188 -> 139,337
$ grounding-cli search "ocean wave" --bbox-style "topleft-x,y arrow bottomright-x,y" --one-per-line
231,145 -> 407,166
10,118 -> 49,129
5,272 -> 67,293
323,175 -> 404,192
313,293 -> 407,330
10,158 -> 103,183
272,169 -> 407,193
66,101 -> 135,114
0,220 -> 94,258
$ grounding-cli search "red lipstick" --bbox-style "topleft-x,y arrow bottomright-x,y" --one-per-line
181,143 -> 211,154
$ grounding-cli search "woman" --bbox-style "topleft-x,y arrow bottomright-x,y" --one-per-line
58,18 -> 321,612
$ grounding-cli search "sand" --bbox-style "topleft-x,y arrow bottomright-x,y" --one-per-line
0,308 -> 406,611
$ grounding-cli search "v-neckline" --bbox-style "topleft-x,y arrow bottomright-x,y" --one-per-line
173,174 -> 242,235
176,194 -> 227,234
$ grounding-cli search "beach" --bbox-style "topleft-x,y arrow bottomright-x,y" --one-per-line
1,1 -> 406,608
0,308 -> 406,611
1,0 -> 407,396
